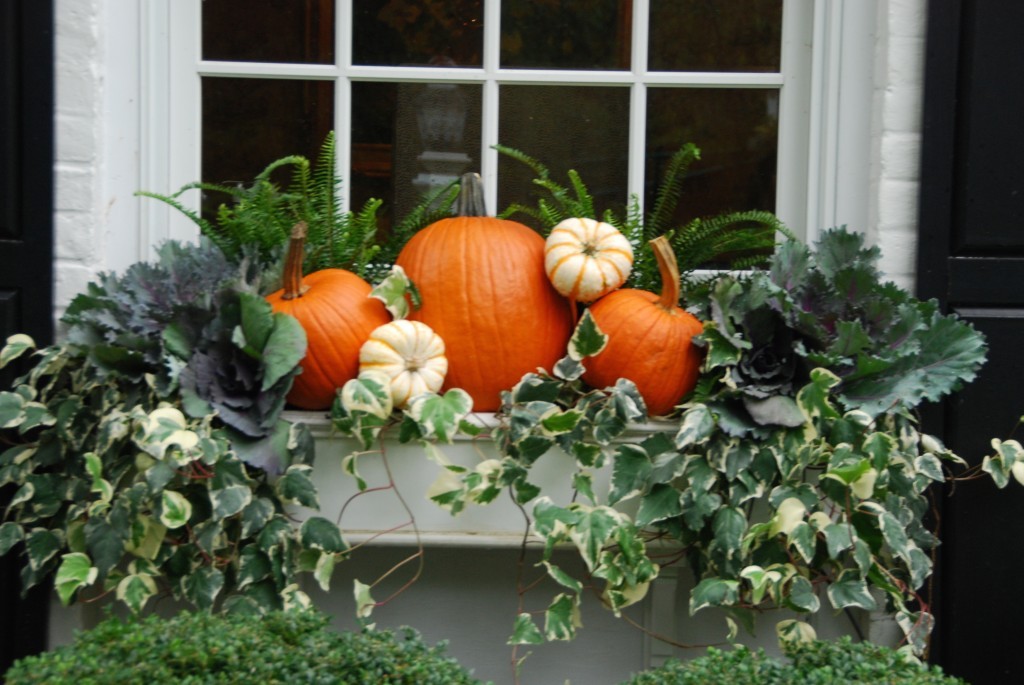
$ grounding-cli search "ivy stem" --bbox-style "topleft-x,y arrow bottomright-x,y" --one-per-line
650,235 -> 680,311
281,221 -> 310,300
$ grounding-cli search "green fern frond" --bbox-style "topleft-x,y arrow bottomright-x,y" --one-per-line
645,143 -> 701,240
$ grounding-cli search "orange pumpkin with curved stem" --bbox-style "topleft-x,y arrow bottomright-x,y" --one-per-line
583,236 -> 703,416
266,222 -> 390,410
396,173 -> 573,411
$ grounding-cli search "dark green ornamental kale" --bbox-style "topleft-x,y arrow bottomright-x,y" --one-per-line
694,227 -> 987,435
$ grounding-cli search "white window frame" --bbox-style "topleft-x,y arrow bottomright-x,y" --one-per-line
104,0 -> 875,272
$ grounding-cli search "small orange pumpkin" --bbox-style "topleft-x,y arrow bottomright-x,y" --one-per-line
396,173 -> 574,411
266,223 -> 391,410
582,236 -> 703,416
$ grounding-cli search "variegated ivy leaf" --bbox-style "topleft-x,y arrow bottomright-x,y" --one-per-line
540,408 -> 584,436
823,522 -> 856,559
135,405 -> 200,460
770,498 -> 806,537
984,439 -> 1024,489
689,578 -> 740,614
609,444 -> 651,505
124,515 -> 166,561
116,573 -> 157,614
0,391 -> 27,430
354,579 -> 376,619
55,553 -> 98,606
159,490 -> 193,529
796,368 -> 841,420
786,575 -> 820,613
776,619 -> 817,645
713,507 -> 747,558
314,551 -> 336,592
569,506 -> 620,572
879,510 -> 913,565
210,485 -> 253,520
300,516 -> 347,554
740,565 -> 783,605
83,452 -> 113,505
787,522 -> 817,564
341,371 -> 393,419
181,565 -> 224,610
675,404 -> 716,450
369,265 -> 420,320
0,333 -> 35,368
282,583 -> 313,611
826,569 -> 877,611
508,613 -> 544,645
277,464 -> 320,509
406,389 -> 472,443
0,522 -> 24,556
568,309 -> 608,361
897,609 -> 935,655
544,593 -> 582,641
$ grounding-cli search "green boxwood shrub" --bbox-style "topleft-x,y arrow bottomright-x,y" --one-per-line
4,609 -> 489,685
622,638 -> 965,685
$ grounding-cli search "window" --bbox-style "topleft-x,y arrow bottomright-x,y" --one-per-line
122,1 -> 874,269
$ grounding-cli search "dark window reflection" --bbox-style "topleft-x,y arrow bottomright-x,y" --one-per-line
202,0 -> 335,64
649,0 -> 782,72
352,0 -> 483,67
497,85 -> 629,223
201,78 -> 333,216
350,81 -> 482,233
645,87 -> 778,228
501,0 -> 631,70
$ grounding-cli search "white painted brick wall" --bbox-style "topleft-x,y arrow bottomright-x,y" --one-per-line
873,0 -> 927,291
54,0 -> 105,320
52,1 -> 929,298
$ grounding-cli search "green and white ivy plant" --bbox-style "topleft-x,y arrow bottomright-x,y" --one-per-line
330,228 -> 1017,656
0,240 -> 350,616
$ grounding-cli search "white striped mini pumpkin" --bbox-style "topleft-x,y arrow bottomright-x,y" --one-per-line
358,320 -> 448,408
544,217 -> 634,303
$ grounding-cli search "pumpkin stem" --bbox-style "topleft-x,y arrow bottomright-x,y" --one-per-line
651,235 -> 681,311
282,221 -> 311,300
455,172 -> 487,217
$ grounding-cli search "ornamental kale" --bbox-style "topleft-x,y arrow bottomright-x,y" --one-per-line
61,239 -> 309,471
697,227 -> 987,427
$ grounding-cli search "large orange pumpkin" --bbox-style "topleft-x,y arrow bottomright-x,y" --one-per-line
395,173 -> 573,411
266,222 -> 390,410
583,236 -> 703,416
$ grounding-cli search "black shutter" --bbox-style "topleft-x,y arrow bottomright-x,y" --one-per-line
918,2 -> 1024,683
0,0 -> 54,674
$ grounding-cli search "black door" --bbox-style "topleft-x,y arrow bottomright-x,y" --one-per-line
917,2 -> 1024,683
0,0 -> 55,674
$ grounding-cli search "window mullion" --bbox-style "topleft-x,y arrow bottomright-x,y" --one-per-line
337,0 -> 353,213
629,0 -> 651,217
481,0 -> 502,212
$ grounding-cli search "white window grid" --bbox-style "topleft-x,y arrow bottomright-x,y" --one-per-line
129,1 -> 871,269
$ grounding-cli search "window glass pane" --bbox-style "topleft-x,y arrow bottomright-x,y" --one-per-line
353,1 -> 483,67
648,0 -> 782,72
645,88 -> 778,225
202,0 -> 335,64
498,86 -> 629,220
501,0 -> 630,70
201,78 -> 334,215
350,81 -> 482,233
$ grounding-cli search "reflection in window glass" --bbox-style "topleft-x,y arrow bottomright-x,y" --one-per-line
501,0 -> 630,70
201,78 -> 333,216
202,0 -> 335,64
645,88 -> 778,229
498,86 -> 629,222
350,81 -> 482,233
648,0 -> 782,72
352,0 -> 483,67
